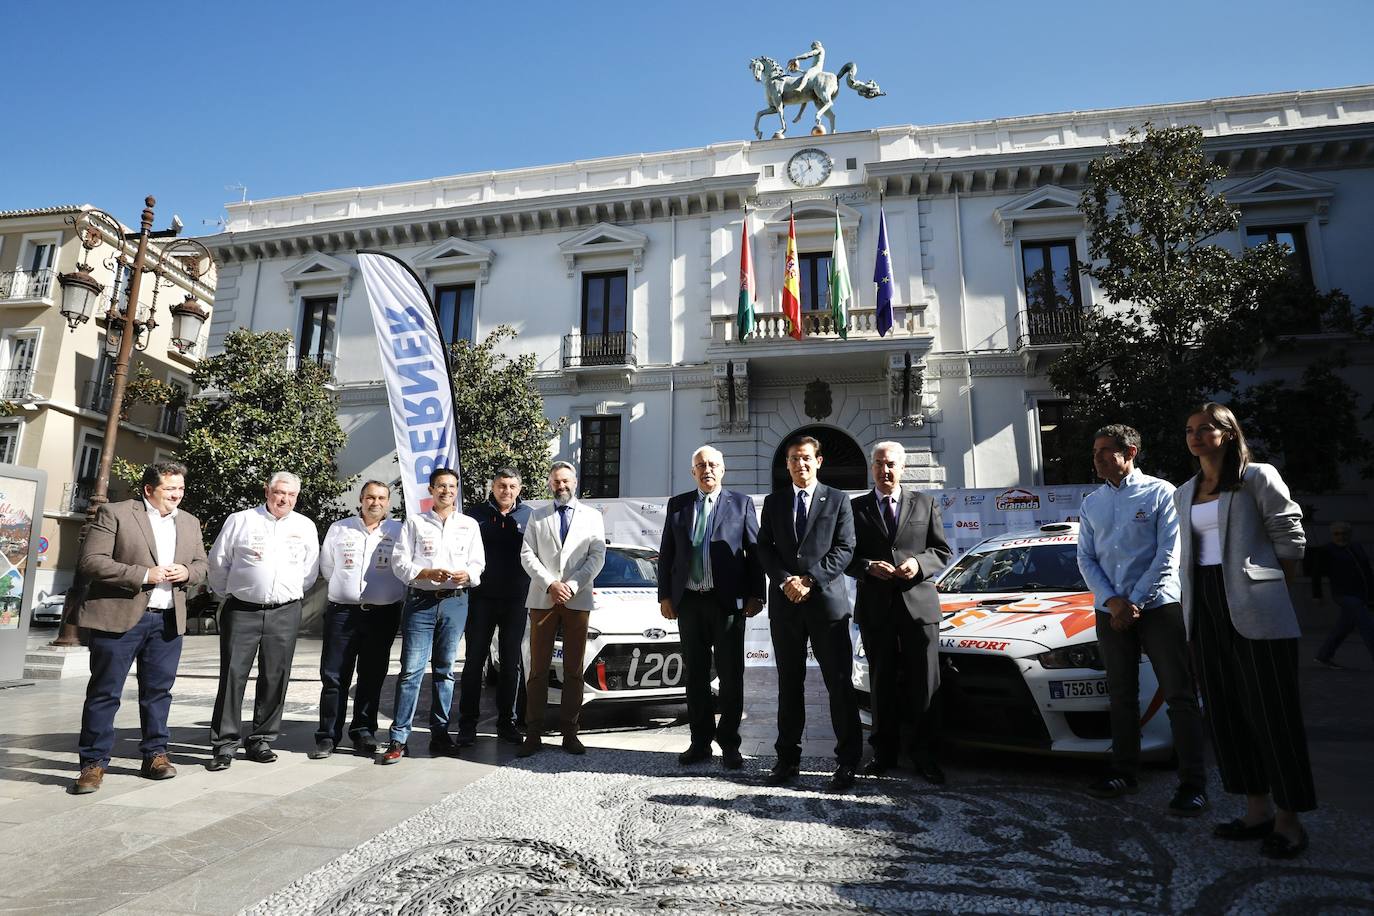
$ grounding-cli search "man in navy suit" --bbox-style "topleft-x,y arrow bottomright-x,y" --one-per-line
658,446 -> 766,770
756,435 -> 860,790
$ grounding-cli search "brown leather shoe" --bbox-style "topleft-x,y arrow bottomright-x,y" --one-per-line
72,764 -> 104,794
140,753 -> 177,780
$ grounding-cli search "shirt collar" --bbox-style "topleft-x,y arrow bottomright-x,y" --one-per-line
873,487 -> 901,504
791,481 -> 818,500
697,488 -> 719,502
144,498 -> 177,520
1105,468 -> 1142,491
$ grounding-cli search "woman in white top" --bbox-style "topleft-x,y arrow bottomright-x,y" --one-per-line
1174,402 -> 1314,859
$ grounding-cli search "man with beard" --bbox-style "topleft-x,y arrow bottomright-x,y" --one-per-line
518,461 -> 606,756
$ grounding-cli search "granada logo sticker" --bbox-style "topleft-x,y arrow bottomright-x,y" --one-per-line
996,488 -> 1041,511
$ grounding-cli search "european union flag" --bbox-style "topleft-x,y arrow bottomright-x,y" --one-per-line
874,204 -> 895,337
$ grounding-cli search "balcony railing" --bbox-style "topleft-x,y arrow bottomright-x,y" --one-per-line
0,268 -> 56,302
83,378 -> 113,413
284,352 -> 336,380
0,368 -> 35,400
1016,308 -> 1088,348
562,332 -> 637,369
61,479 -> 96,514
711,305 -> 928,344
158,404 -> 187,437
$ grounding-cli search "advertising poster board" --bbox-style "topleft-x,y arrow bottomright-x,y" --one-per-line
0,465 -> 46,682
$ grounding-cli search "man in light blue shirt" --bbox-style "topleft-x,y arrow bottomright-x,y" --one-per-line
1077,424 -> 1206,816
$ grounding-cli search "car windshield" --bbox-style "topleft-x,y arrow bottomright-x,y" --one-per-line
937,542 -> 1086,594
594,547 -> 659,588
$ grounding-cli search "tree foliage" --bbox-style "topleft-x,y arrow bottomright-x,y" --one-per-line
1049,125 -> 1370,485
448,325 -> 565,508
176,329 -> 351,542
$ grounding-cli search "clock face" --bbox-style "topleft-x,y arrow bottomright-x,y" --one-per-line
787,148 -> 833,188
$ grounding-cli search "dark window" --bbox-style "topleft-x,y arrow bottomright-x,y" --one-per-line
434,283 -> 476,345
0,420 -> 18,464
580,415 -> 621,498
1021,240 -> 1082,312
593,546 -> 658,588
1038,400 -> 1086,485
798,252 -> 831,312
1246,224 -> 1313,285
579,271 -> 628,365
299,296 -> 338,370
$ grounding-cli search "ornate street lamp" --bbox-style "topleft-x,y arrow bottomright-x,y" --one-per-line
50,199 -> 213,647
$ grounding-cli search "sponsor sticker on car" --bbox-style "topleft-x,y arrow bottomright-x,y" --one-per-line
1048,678 -> 1109,699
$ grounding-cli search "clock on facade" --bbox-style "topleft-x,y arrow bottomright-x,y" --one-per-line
786,148 -> 833,188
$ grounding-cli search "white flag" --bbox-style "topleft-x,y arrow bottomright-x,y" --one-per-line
356,250 -> 462,515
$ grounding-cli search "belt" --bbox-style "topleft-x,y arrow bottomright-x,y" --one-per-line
230,596 -> 295,611
686,585 -> 715,594
334,601 -> 403,612
409,587 -> 467,601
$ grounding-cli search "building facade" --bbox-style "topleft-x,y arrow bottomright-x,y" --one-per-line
201,85 -> 1374,520
0,205 -> 215,596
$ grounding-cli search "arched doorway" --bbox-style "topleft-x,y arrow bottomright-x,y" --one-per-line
771,425 -> 868,492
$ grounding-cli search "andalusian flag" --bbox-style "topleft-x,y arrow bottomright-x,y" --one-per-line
782,211 -> 802,340
874,202 -> 895,337
829,204 -> 852,340
737,213 -> 756,341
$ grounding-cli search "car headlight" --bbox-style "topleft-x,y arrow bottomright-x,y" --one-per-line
1035,642 -> 1105,670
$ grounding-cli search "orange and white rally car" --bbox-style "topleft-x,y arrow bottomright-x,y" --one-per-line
853,522 -> 1173,758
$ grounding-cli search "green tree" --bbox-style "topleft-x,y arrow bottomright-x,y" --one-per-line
447,325 -> 566,508
1049,125 -> 1368,484
175,329 -> 351,542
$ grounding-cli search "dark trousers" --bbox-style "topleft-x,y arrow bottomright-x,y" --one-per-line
1316,594 -> 1374,664
1096,602 -> 1206,788
209,597 -> 302,753
770,609 -> 863,767
315,600 -> 402,745
858,601 -> 941,766
458,595 -> 527,730
677,590 -> 746,753
78,609 -> 182,768
526,604 -> 588,737
1192,565 -> 1317,811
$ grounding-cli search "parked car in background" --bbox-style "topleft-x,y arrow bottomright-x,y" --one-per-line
853,522 -> 1173,758
31,593 -> 66,626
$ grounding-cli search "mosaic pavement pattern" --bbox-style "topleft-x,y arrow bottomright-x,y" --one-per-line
248,752 -> 1374,915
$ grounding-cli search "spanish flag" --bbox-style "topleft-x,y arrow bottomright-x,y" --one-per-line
782,210 -> 802,340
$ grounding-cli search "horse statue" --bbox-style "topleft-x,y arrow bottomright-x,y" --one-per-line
750,42 -> 885,140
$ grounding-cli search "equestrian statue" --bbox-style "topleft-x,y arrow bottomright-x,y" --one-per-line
750,41 -> 885,140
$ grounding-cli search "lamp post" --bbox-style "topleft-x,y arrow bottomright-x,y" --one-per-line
49,197 -> 212,647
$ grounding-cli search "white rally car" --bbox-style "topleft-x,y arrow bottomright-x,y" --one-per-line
545,544 -> 691,707
852,522 -> 1173,758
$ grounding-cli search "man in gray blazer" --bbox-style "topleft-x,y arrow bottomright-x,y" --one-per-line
72,461 -> 208,794
847,442 -> 952,783
756,435 -> 859,790
517,461 -> 606,756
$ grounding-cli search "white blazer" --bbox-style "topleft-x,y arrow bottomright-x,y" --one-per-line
1174,462 -> 1306,641
519,500 -> 607,611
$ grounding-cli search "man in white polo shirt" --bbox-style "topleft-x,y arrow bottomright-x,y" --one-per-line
206,471 -> 320,770
381,467 -> 486,763
310,479 -> 405,759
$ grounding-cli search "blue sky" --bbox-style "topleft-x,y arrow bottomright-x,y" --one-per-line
5,0 -> 1370,233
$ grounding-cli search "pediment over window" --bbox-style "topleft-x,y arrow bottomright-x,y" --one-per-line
558,222 -> 647,276
993,186 -> 1083,244
413,238 -> 495,282
282,251 -> 353,300
1226,168 -> 1335,222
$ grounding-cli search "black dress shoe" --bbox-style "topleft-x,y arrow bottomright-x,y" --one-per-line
246,744 -> 277,764
1213,817 -> 1275,840
678,744 -> 712,766
914,761 -> 947,785
207,753 -> 234,772
430,734 -> 459,756
352,740 -> 378,757
829,765 -> 857,792
308,739 -> 334,760
453,727 -> 477,748
861,759 -> 894,776
497,724 -> 526,745
1260,826 -> 1309,859
764,763 -> 799,786
722,750 -> 744,770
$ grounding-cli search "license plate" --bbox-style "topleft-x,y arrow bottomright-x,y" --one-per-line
1048,678 -> 1109,699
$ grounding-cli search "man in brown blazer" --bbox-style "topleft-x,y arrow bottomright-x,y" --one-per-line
72,461 -> 207,794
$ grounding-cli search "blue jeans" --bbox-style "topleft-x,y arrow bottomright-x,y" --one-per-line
79,609 -> 182,768
388,590 -> 468,743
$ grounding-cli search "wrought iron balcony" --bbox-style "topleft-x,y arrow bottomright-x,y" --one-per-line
0,268 -> 56,302
562,331 -> 637,369
1016,308 -> 1088,348
0,368 -> 35,401
83,378 -> 113,413
158,404 -> 187,437
61,479 -> 96,514
284,352 -> 336,380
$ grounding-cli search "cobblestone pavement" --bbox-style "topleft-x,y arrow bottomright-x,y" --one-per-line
0,592 -> 1371,914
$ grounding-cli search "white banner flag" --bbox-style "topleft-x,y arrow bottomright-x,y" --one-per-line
356,250 -> 462,515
